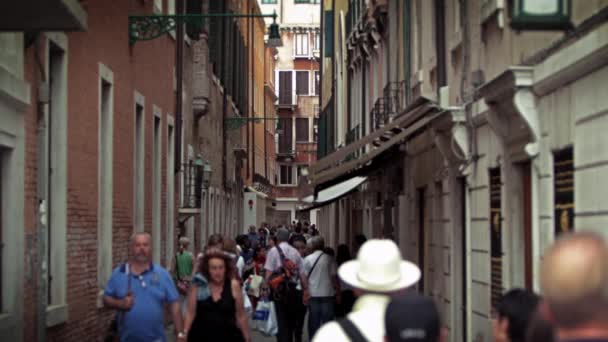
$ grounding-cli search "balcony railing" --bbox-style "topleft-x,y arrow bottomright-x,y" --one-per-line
182,161 -> 202,209
345,124 -> 361,161
372,97 -> 387,130
384,80 -> 407,117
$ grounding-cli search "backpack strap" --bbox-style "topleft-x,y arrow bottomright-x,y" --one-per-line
336,318 -> 368,342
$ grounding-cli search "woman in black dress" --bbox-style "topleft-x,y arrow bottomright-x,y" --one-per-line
184,249 -> 251,342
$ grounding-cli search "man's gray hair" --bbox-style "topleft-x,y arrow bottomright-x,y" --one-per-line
308,236 -> 325,252
130,231 -> 152,245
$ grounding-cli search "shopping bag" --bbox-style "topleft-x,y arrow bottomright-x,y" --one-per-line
253,300 -> 278,336
245,272 -> 264,298
243,286 -> 253,316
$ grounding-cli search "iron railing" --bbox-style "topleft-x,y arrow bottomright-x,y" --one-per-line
384,80 -> 407,117
182,161 -> 202,209
372,97 -> 387,130
345,124 -> 361,161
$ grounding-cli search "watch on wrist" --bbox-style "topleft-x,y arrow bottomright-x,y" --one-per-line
177,332 -> 186,339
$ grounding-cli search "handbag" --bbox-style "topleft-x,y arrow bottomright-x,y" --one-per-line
175,253 -> 191,296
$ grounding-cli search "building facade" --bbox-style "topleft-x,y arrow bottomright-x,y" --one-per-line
259,0 -> 321,225
0,0 -> 195,340
314,1 -> 608,341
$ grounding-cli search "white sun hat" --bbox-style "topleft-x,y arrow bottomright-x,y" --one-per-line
338,239 -> 421,293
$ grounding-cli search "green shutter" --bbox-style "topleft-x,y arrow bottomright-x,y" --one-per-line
324,11 -> 334,57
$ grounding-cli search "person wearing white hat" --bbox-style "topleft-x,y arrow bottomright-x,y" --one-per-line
311,239 -> 421,342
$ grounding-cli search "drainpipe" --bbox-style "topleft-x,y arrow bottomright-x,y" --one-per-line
222,0 -> 228,188
34,36 -> 49,342
403,0 -> 411,104
251,3 -> 256,182
264,47 -> 268,180
175,0 -> 184,174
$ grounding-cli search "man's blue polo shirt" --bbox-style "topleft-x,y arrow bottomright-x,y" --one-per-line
104,263 -> 179,342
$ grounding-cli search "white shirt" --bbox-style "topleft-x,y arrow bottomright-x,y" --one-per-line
304,250 -> 336,297
312,294 -> 391,342
236,255 -> 245,279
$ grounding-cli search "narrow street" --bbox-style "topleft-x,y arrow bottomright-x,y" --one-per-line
1,0 -> 608,341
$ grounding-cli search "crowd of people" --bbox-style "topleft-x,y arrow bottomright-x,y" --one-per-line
102,222 -> 608,342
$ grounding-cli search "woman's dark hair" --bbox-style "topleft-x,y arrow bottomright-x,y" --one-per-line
354,234 -> 367,248
323,247 -> 335,257
206,234 -> 224,250
199,249 -> 235,280
497,288 -> 541,342
336,244 -> 351,266
289,233 -> 307,245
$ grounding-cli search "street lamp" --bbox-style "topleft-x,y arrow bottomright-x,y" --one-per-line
511,0 -> 572,30
267,13 -> 282,47
202,160 -> 213,189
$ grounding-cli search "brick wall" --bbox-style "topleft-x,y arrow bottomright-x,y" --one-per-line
21,0 -> 186,340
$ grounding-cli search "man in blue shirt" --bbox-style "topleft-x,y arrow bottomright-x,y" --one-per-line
104,232 -> 186,342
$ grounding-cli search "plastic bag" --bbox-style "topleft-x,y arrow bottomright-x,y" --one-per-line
242,286 -> 253,316
253,300 -> 278,336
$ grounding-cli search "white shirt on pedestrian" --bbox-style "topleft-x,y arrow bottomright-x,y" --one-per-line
304,250 -> 336,298
311,294 -> 391,342
264,242 -> 305,279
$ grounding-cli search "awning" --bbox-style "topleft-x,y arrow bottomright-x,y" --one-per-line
245,186 -> 270,199
299,176 -> 367,212
310,97 -> 444,189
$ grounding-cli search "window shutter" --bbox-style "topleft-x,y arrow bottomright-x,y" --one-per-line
279,71 -> 293,104
324,11 -> 334,57
489,168 -> 503,310
296,71 -> 309,95
296,118 -> 309,142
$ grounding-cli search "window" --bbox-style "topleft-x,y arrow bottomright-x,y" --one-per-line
168,0 -> 175,14
296,118 -> 310,142
133,94 -> 145,232
152,109 -> 162,263
295,0 -> 311,3
98,63 -> 114,289
296,71 -> 309,95
278,117 -> 293,153
294,33 -> 310,57
278,71 -> 293,105
154,0 -> 163,14
313,32 -> 320,51
279,165 -> 294,185
46,37 -> 69,321
313,118 -> 319,142
554,147 -> 574,236
262,0 -> 277,3
314,71 -> 320,96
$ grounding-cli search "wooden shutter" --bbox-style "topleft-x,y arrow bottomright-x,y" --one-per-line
554,147 -> 574,235
279,71 -> 293,105
489,167 -> 503,309
296,118 -> 309,142
296,71 -> 309,95
279,118 -> 293,153
324,11 -> 334,57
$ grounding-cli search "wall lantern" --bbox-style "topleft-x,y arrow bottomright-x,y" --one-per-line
510,0 -> 572,30
202,160 -> 212,189
267,11 -> 283,47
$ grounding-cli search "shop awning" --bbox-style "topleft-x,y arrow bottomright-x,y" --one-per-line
299,176 -> 367,211
309,97 -> 443,189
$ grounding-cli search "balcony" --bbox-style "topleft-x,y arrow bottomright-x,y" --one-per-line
181,161 -> 202,210
372,81 -> 407,130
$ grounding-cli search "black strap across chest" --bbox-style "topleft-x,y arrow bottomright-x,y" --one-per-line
336,317 -> 368,342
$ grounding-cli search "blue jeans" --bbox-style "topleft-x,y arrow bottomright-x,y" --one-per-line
308,297 -> 335,340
